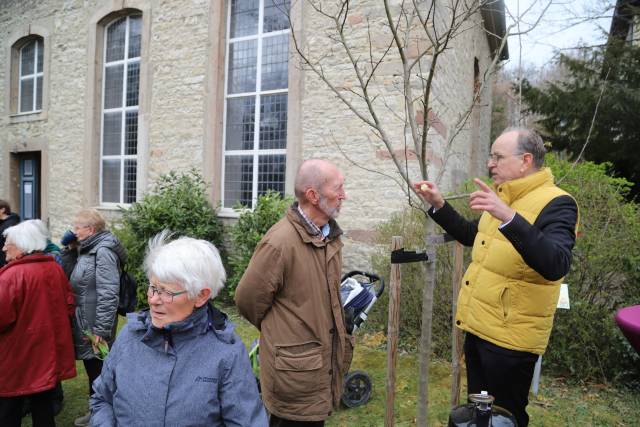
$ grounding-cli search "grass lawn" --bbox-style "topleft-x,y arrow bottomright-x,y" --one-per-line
27,306 -> 640,426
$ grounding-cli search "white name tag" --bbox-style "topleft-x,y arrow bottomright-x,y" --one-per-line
557,283 -> 570,309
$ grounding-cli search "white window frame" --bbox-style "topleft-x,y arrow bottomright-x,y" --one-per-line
18,38 -> 43,114
221,0 -> 290,213
99,14 -> 141,206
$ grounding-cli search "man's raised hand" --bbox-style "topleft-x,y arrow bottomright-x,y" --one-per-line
469,178 -> 515,223
413,181 -> 445,209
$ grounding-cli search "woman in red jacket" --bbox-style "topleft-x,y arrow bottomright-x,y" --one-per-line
0,221 -> 77,427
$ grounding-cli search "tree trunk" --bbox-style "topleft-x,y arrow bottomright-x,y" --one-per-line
416,220 -> 437,426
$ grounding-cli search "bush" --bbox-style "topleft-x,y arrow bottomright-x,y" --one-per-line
114,170 -> 224,308
226,191 -> 292,300
365,155 -> 640,387
544,155 -> 640,386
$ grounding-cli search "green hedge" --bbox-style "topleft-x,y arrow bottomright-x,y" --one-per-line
114,170 -> 225,308
363,155 -> 640,386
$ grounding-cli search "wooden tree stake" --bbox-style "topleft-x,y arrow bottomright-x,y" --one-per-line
385,236 -> 403,427
450,242 -> 465,407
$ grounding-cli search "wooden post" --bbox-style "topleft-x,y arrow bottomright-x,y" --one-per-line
450,242 -> 465,407
385,236 -> 403,427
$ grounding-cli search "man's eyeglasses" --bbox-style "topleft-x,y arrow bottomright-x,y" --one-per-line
147,284 -> 188,303
487,152 -> 524,163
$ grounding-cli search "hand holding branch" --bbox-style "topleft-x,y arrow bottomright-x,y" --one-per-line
413,181 -> 445,210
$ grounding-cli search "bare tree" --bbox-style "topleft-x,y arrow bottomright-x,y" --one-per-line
285,0 -> 551,423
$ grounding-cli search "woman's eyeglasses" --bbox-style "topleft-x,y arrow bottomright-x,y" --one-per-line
147,285 -> 188,303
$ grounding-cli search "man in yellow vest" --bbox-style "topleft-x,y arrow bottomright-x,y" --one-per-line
415,128 -> 578,427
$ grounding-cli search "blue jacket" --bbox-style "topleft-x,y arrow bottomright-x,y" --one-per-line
90,304 -> 268,426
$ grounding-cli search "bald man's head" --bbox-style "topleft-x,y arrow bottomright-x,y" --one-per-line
294,159 -> 339,200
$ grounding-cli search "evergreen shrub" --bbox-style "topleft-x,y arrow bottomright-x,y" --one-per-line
114,170 -> 224,308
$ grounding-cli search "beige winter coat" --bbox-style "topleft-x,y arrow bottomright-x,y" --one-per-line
235,204 -> 353,421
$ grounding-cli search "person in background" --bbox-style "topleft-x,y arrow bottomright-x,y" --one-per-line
414,128 -> 578,427
0,199 -> 20,267
235,159 -> 351,427
69,209 -> 126,427
0,221 -> 76,427
90,232 -> 267,426
59,230 -> 79,279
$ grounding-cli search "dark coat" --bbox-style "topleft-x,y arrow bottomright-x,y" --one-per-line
0,213 -> 20,266
69,230 -> 126,360
0,254 -> 77,397
235,205 -> 353,422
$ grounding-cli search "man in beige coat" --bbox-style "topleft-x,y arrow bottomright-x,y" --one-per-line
235,159 -> 353,427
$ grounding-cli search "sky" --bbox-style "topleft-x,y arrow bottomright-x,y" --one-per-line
502,0 -> 614,71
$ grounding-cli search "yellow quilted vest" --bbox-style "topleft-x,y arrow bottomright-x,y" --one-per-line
455,168 -> 576,355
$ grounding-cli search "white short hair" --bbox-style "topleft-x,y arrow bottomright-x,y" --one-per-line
3,221 -> 47,254
143,230 -> 226,300
29,219 -> 51,239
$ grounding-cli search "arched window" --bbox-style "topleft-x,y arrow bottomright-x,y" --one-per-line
222,0 -> 290,209
18,37 -> 44,113
100,14 -> 142,204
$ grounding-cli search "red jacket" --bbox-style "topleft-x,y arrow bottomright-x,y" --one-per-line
0,253 -> 77,396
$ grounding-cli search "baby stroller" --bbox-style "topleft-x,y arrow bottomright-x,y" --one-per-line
248,270 -> 384,409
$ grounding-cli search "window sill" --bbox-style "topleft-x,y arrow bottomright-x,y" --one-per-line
9,111 -> 48,124
218,207 -> 242,219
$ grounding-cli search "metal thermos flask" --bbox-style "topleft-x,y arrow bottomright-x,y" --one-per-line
448,392 -> 518,427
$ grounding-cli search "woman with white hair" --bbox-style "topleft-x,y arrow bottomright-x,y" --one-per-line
0,221 -> 76,427
90,231 -> 268,426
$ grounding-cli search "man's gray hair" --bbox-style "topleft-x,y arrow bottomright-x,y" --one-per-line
3,221 -> 47,254
143,230 -> 226,300
502,127 -> 546,169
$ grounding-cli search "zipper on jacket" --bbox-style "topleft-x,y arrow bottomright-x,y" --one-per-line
324,245 -> 337,403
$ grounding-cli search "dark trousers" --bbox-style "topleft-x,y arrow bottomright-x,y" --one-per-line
269,414 -> 325,427
83,358 -> 104,397
0,388 -> 56,427
464,333 -> 538,427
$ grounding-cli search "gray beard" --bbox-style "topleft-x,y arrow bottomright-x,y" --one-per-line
319,195 -> 340,220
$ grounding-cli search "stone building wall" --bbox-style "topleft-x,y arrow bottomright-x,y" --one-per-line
298,2 -> 495,267
0,0 -> 498,270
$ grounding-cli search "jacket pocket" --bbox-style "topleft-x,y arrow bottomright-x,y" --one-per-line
273,341 -> 325,400
499,287 -> 510,322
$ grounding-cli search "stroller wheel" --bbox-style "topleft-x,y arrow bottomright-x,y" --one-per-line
341,370 -> 372,408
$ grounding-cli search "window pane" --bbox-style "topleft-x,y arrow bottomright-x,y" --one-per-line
263,0 -> 290,33
106,17 -> 126,62
261,34 -> 289,91
128,15 -> 142,58
226,97 -> 255,150
21,40 -> 36,75
102,159 -> 121,203
126,61 -> 140,106
103,112 -> 122,156
125,111 -> 138,155
36,75 -> 43,110
228,40 -> 257,94
104,64 -> 124,109
124,159 -> 137,204
230,0 -> 259,38
36,38 -> 44,73
224,155 -> 253,208
258,154 -> 286,197
20,78 -> 34,112
259,94 -> 287,149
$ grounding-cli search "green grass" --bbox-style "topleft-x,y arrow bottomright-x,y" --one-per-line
25,308 -> 640,426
